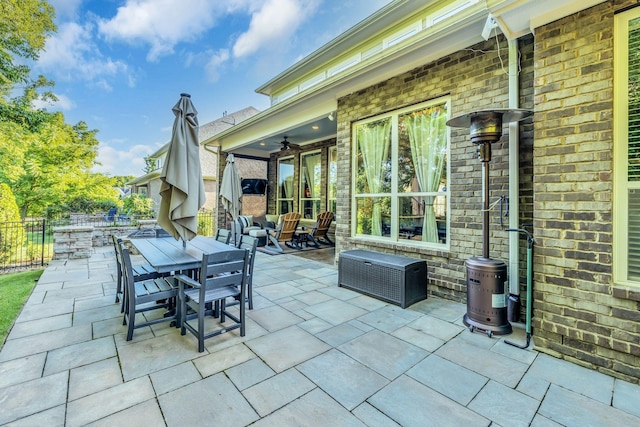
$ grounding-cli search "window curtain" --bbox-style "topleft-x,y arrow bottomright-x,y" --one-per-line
284,176 -> 294,212
357,119 -> 391,236
405,106 -> 447,242
303,154 -> 321,197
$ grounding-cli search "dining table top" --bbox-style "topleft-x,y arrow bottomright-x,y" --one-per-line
129,235 -> 240,274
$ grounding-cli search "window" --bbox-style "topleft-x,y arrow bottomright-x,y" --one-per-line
277,157 -> 294,214
328,147 -> 338,213
353,98 -> 449,247
300,151 -> 322,219
614,7 -> 640,286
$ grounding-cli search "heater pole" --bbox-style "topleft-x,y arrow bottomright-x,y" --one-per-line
482,157 -> 490,258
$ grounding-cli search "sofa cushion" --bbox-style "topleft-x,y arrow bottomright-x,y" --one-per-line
238,215 -> 254,229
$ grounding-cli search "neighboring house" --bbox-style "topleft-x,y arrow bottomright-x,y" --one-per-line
128,106 -> 260,212
203,0 -> 640,382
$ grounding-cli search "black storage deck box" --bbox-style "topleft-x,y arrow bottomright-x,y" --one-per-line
338,250 -> 427,308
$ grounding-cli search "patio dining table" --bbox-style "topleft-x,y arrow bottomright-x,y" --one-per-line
129,235 -> 240,274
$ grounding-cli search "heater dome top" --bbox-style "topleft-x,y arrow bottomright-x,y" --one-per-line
446,108 -> 532,128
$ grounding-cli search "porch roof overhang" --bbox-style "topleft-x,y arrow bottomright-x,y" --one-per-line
127,170 -> 161,186
202,0 -> 606,158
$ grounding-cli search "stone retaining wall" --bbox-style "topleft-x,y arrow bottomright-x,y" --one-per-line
53,222 -> 158,259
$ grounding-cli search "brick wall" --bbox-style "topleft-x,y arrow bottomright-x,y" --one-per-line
533,0 -> 640,382
336,35 -> 535,302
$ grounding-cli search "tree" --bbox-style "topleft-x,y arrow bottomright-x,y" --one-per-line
0,0 -> 56,97
144,156 -> 158,174
0,183 -> 25,263
1,114 -> 120,217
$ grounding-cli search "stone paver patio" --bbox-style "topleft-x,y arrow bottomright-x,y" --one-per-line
1,245 -> 639,426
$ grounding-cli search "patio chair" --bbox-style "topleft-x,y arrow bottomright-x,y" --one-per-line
103,207 -> 117,222
307,211 -> 334,247
215,228 -> 231,244
264,212 -> 301,253
120,244 -> 179,341
176,249 -> 249,352
111,235 -> 160,311
228,234 -> 258,310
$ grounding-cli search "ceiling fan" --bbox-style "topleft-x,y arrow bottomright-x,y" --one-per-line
279,136 -> 300,151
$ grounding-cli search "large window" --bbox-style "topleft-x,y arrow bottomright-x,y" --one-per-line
300,151 -> 322,219
353,98 -> 449,247
277,157 -> 294,214
614,7 -> 640,286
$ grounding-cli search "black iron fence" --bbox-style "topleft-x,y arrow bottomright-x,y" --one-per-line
0,219 -> 52,272
0,210 -> 216,274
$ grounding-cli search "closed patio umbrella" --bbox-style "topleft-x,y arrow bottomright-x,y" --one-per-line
219,153 -> 242,243
158,93 -> 206,242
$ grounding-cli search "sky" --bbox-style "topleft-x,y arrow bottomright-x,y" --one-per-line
31,0 -> 392,177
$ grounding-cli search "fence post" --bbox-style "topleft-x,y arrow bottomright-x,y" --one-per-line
41,219 -> 46,266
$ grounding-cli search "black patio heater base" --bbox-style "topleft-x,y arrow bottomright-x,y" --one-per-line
447,109 -> 532,337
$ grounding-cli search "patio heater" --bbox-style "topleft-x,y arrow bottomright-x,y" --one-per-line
446,109 -> 532,337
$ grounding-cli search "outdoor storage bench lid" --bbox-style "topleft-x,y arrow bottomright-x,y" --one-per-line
340,250 -> 425,270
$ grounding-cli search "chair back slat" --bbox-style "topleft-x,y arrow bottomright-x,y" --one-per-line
276,212 -> 300,241
215,229 -> 231,244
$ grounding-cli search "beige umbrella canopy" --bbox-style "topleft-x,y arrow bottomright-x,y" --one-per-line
219,153 -> 242,241
158,93 -> 206,242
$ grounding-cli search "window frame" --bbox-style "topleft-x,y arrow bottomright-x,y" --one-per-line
299,149 -> 322,219
328,146 -> 338,214
276,156 -> 295,215
351,97 -> 450,249
614,6 -> 640,287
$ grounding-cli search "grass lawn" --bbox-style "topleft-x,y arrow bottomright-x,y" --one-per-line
0,270 -> 43,346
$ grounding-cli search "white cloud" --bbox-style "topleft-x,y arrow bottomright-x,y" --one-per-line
232,0 -> 320,58
205,49 -> 230,82
98,0 -> 222,62
47,0 -> 84,20
31,93 -> 75,111
37,22 -> 130,86
93,142 -> 160,177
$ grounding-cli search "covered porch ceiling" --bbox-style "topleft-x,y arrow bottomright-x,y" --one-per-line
203,0 -> 606,159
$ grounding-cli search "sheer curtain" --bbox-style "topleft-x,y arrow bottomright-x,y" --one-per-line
303,153 -> 321,197
405,106 -> 447,242
284,176 -> 294,212
303,153 -> 321,218
357,119 -> 391,236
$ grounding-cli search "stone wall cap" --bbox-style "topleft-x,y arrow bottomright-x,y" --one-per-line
53,225 -> 95,232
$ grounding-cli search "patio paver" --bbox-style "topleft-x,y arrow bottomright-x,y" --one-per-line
1,245 -> 639,426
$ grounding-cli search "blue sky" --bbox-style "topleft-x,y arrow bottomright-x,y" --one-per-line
34,0 -> 392,177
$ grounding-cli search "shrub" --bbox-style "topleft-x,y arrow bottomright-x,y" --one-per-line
122,194 -> 155,218
0,184 -> 26,263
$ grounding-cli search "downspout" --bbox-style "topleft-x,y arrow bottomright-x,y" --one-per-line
508,38 -> 520,299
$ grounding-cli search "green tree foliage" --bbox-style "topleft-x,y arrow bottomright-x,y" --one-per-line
0,1 -> 125,219
122,194 -> 155,218
0,114 -> 120,217
0,0 -> 56,96
144,156 -> 158,174
0,183 -> 25,263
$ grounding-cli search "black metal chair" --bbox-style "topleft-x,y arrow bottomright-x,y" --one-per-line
112,235 -> 159,312
120,245 -> 179,341
176,249 -> 249,352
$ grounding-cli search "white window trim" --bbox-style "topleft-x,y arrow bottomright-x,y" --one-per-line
277,156 -> 295,215
299,150 -> 322,218
351,97 -> 450,250
614,6 -> 640,287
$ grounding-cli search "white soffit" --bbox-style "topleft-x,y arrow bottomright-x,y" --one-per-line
490,0 -> 608,39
